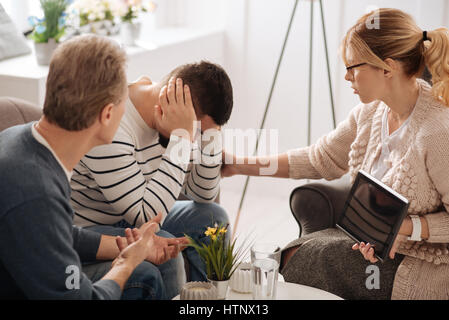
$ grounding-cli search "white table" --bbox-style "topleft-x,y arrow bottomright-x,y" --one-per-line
174,281 -> 343,300
227,282 -> 343,300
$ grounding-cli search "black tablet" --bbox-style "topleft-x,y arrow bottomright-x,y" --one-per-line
336,170 -> 410,262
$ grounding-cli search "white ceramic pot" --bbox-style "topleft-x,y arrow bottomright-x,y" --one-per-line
120,21 -> 141,46
79,24 -> 91,34
229,262 -> 252,293
34,38 -> 58,66
103,20 -> 113,30
109,23 -> 121,35
96,28 -> 109,36
208,278 -> 229,300
90,21 -> 104,34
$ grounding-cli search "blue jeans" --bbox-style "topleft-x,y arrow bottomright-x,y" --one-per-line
83,259 -> 167,300
82,200 -> 229,299
82,228 -> 183,300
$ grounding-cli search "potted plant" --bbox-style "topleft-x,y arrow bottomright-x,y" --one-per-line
119,0 -> 156,46
186,224 -> 250,299
102,0 -> 121,35
28,0 -> 69,66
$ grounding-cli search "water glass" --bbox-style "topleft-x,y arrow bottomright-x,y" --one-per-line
250,243 -> 281,300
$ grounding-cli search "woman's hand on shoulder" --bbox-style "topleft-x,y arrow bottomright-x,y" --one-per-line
221,150 -> 239,177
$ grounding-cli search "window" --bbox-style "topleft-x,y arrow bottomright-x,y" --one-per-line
0,0 -> 225,34
0,0 -> 42,32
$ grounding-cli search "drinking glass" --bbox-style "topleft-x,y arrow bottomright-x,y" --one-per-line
250,243 -> 281,300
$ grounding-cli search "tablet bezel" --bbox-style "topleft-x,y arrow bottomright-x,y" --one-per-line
336,170 -> 410,262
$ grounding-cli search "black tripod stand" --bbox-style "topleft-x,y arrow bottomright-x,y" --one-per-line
232,0 -> 337,240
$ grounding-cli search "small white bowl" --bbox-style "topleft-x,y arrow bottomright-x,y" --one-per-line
230,262 -> 253,293
180,281 -> 218,300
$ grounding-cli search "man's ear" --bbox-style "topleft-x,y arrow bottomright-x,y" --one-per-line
98,103 -> 115,126
383,58 -> 398,79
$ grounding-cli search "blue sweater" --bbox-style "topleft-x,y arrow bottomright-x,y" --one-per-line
0,123 -> 121,299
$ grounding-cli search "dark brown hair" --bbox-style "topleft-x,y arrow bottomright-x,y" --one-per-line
162,61 -> 233,126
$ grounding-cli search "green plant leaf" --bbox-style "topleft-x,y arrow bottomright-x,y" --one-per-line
30,0 -> 68,43
185,225 -> 253,281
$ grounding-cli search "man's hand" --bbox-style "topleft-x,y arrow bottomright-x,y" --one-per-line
154,77 -> 197,141
111,221 -> 159,270
115,214 -> 189,265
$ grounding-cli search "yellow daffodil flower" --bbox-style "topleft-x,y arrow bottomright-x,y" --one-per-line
205,227 -> 217,237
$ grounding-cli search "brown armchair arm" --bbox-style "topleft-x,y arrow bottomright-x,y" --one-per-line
289,178 -> 351,237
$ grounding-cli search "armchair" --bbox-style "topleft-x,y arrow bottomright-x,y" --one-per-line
289,176 -> 351,237
0,97 -> 42,131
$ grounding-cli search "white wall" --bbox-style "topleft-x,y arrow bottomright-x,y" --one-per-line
151,0 -> 227,29
220,0 -> 449,199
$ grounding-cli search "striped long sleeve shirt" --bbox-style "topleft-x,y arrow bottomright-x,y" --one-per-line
71,98 -> 222,227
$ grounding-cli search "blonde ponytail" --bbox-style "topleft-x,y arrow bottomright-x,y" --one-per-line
423,28 -> 449,106
342,8 -> 449,107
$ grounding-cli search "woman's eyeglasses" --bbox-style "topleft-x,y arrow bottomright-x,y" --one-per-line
346,62 -> 367,76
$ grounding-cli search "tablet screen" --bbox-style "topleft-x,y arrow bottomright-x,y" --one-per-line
336,170 -> 410,262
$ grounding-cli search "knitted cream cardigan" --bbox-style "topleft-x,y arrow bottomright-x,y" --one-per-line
287,79 -> 449,299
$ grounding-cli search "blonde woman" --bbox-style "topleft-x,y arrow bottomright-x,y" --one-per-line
222,8 -> 449,299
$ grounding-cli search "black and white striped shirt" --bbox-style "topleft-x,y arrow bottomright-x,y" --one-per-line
70,98 -> 222,227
